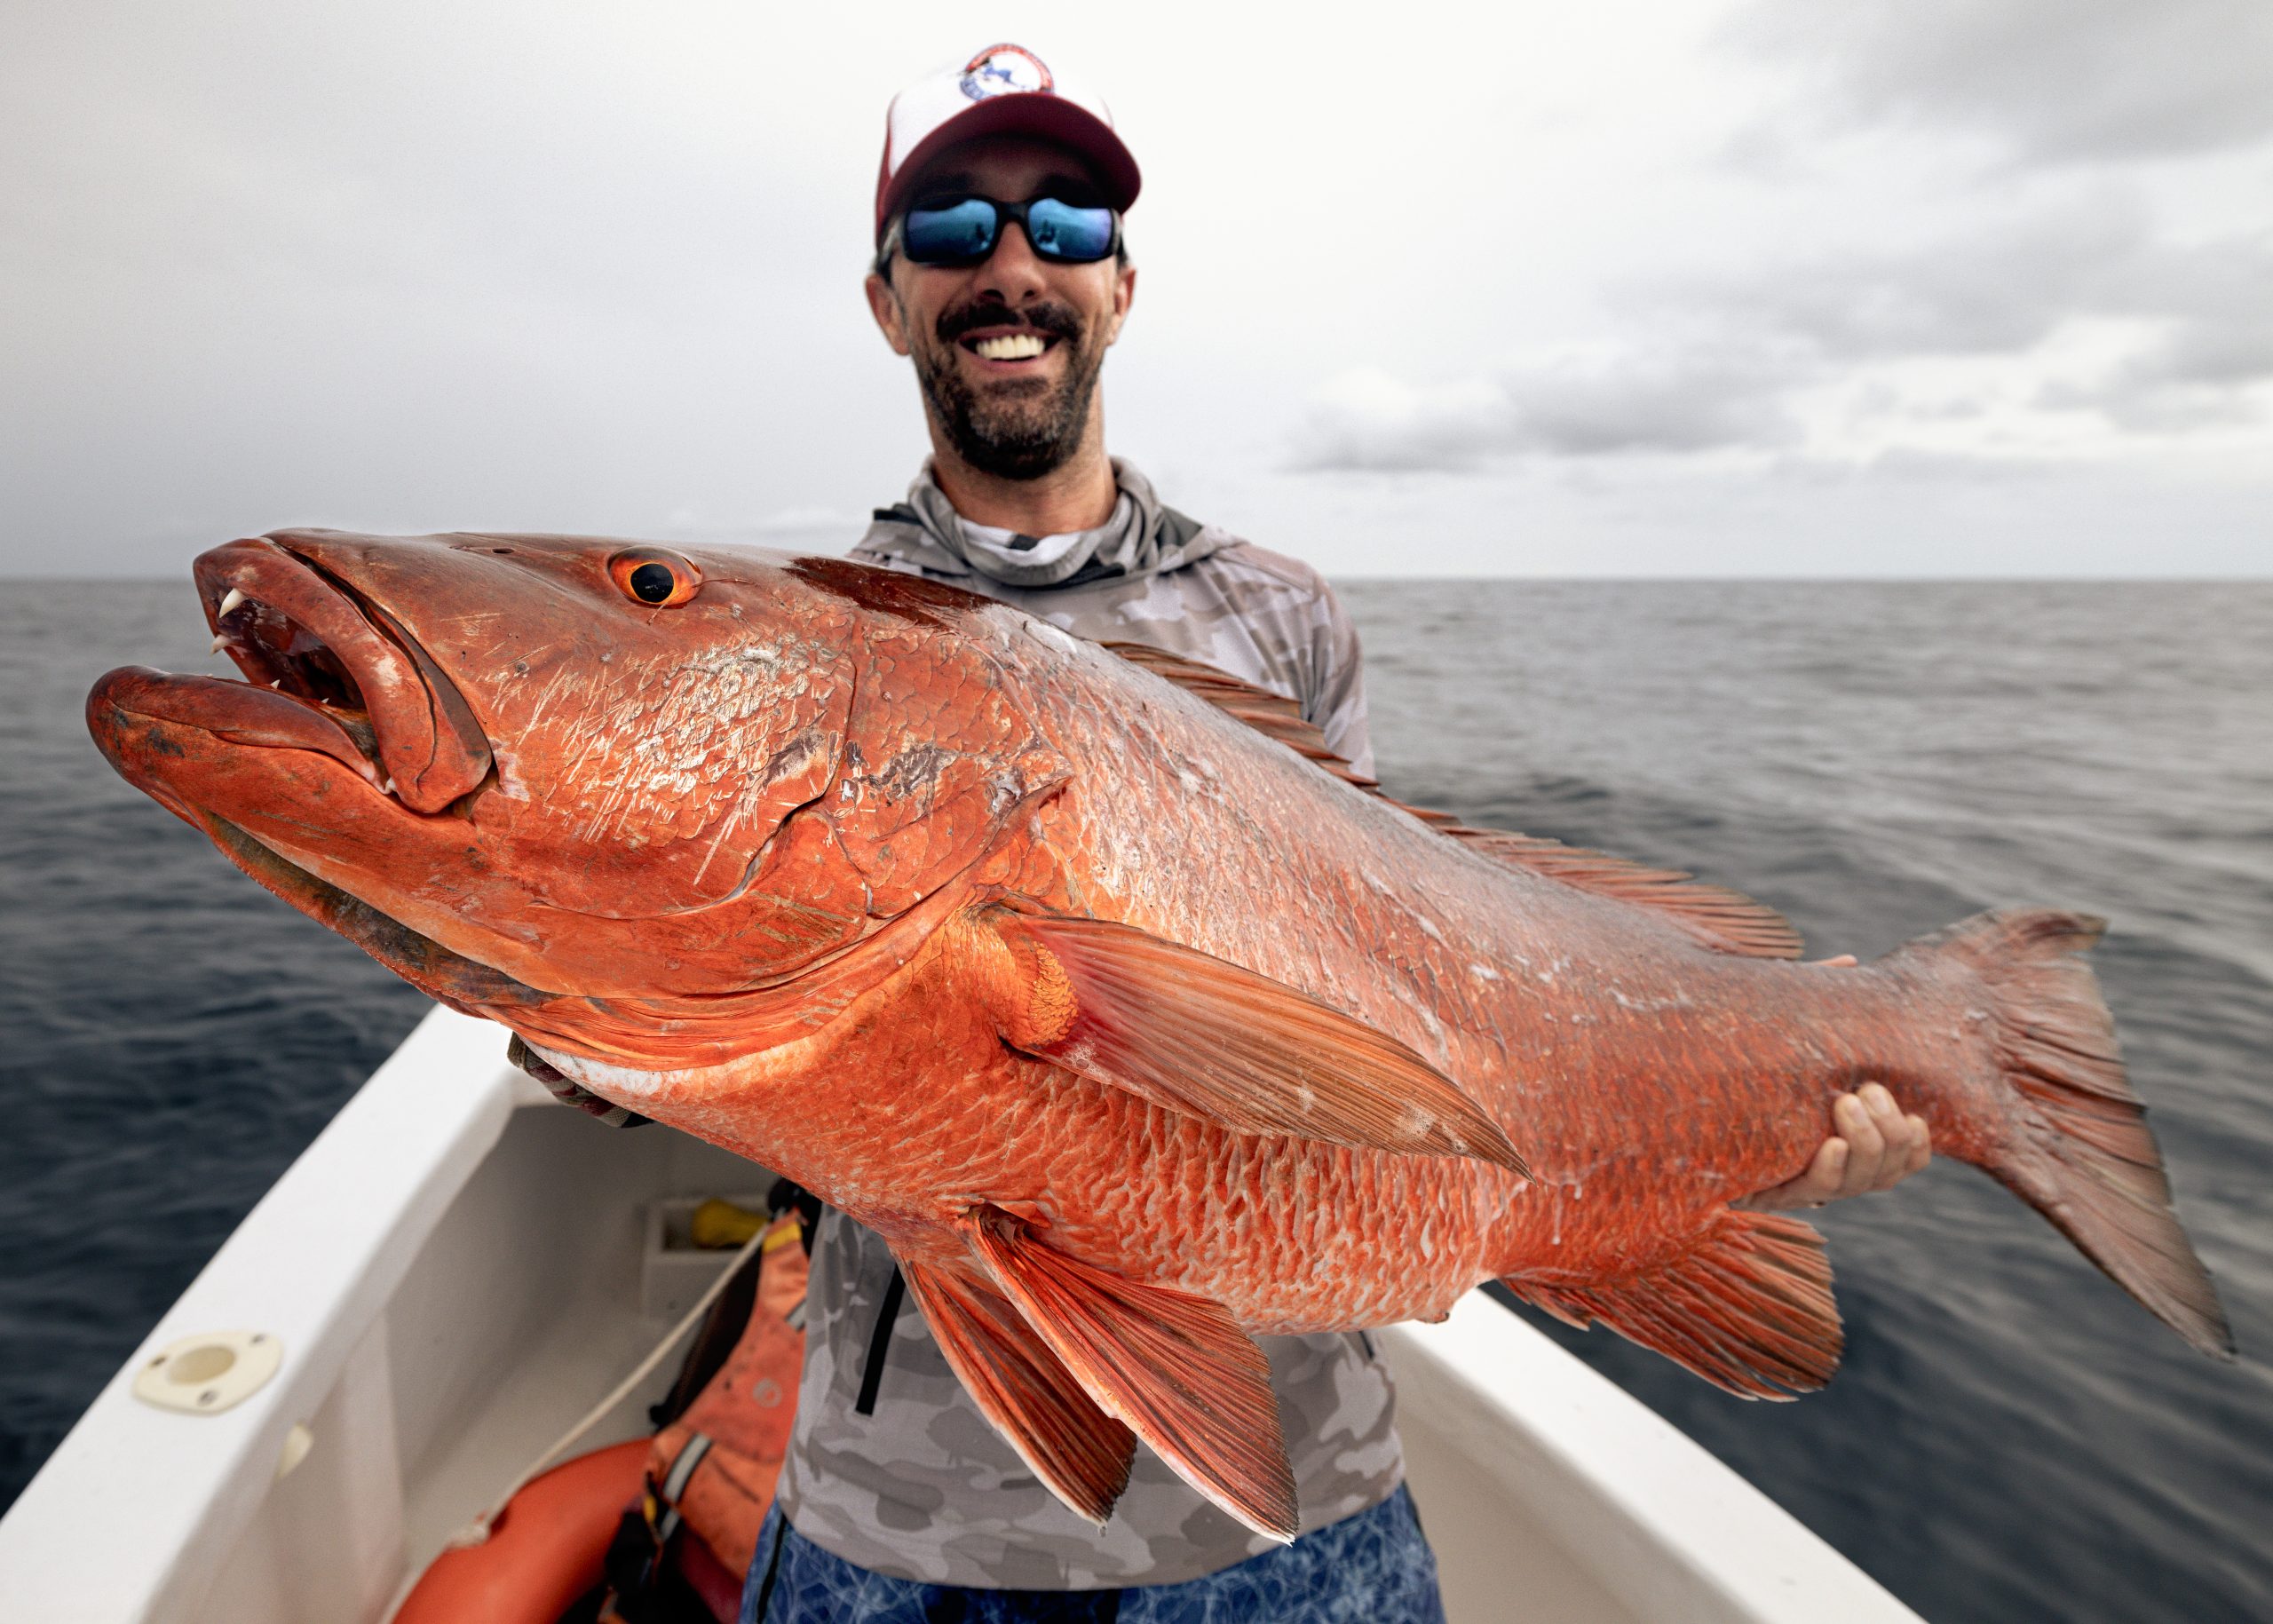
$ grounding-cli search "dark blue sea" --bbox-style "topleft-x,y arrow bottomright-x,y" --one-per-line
3,579 -> 2268,1621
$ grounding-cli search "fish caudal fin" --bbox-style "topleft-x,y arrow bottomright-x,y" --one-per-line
899,1260 -> 1136,1525
1501,1208 -> 1843,1399
962,1206 -> 1300,1542
1910,908 -> 2235,1359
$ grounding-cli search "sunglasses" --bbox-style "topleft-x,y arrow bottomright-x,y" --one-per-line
897,194 -> 1121,266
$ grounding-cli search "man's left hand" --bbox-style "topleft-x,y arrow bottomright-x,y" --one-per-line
1739,1082 -> 1932,1211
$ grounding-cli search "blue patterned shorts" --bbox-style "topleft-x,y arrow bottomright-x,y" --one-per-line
738,1486 -> 1446,1623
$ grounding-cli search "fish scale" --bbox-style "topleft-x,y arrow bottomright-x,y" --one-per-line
86,530 -> 2234,1542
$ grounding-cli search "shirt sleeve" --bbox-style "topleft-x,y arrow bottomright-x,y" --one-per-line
1308,585 -> 1375,781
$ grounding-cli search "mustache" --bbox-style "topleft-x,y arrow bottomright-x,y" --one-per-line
935,299 -> 1085,346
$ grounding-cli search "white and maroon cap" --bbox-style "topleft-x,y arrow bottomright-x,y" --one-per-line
875,44 -> 1141,242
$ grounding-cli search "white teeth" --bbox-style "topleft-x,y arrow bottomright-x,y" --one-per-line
270,679 -> 281,688
211,634 -> 232,654
382,778 -> 396,796
218,587 -> 247,616
973,333 -> 1047,361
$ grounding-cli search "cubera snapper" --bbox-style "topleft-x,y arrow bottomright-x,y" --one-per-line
89,529 -> 2233,1538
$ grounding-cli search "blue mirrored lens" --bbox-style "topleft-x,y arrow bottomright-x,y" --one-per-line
1026,198 -> 1116,262
902,198 -> 1000,263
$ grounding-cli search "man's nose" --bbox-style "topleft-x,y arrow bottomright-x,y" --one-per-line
974,218 -> 1049,303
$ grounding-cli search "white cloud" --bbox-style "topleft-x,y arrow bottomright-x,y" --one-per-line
1297,349 -> 1802,471
1300,199 -> 2273,475
1726,0 -> 2273,163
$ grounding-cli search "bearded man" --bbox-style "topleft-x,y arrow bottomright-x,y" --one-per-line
738,44 -> 1932,1624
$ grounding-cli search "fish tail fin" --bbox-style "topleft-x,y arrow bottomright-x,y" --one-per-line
1911,907 -> 2234,1359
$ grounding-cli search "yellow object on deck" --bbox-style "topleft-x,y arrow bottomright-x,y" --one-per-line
690,1197 -> 764,1249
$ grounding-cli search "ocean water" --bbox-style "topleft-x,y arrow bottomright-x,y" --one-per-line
3,578 -> 2269,1621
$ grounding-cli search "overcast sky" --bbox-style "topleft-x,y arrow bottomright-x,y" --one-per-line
5,0 -> 2269,577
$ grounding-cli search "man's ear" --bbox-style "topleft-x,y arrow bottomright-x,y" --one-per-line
1103,261 -> 1137,348
865,269 -> 914,357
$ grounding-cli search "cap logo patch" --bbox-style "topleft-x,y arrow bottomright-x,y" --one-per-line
960,44 -> 1053,102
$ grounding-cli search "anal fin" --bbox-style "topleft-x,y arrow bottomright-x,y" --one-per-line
1502,1208 -> 1843,1399
899,1260 -> 1136,1525
962,1207 -> 1299,1542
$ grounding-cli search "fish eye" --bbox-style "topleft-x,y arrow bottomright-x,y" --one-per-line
606,548 -> 701,608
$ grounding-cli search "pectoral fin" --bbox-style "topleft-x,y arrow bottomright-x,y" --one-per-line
957,902 -> 1529,1177
961,1207 -> 1299,1542
898,1259 -> 1136,1526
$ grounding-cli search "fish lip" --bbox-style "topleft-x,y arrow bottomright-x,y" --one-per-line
186,536 -> 494,814
86,665 -> 387,794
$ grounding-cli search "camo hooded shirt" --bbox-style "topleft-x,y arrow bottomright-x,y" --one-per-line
765,462 -> 1401,1588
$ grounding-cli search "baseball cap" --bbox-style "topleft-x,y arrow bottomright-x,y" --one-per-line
875,44 -> 1142,242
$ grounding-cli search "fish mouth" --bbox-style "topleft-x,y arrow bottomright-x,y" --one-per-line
95,536 -> 495,817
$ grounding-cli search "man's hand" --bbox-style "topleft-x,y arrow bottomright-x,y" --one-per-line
1738,1082 -> 1932,1211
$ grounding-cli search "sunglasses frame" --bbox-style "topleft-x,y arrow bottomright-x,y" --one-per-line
888,194 -> 1123,269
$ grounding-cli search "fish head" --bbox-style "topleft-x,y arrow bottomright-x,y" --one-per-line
88,531 -> 1065,1056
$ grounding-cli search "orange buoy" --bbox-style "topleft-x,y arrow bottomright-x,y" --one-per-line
393,1438 -> 647,1623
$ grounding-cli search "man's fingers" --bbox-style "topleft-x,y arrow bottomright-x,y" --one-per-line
1837,1089 -> 1888,1191
1859,1083 -> 1916,1192
1739,1136 -> 1846,1210
1810,1137 -> 1849,1199
1738,1088 -> 1935,1210
1902,1113 -> 1932,1178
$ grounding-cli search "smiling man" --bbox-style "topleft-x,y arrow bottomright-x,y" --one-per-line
735,44 -> 1931,1624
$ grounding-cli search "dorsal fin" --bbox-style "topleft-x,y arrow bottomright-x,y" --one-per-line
1103,643 -> 1381,787
1441,829 -> 1802,958
1104,640 -> 1803,960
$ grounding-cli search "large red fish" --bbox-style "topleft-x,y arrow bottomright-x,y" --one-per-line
89,531 -> 2232,1538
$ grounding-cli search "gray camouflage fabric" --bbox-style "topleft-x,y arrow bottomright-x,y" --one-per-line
849,460 -> 1374,778
777,1210 -> 1406,1588
891,458 -> 1214,590
767,463 -> 1398,1588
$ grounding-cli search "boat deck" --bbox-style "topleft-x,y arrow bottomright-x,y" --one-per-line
0,1009 -> 1919,1622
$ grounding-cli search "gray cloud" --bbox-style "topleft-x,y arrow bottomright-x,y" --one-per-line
1300,202 -> 2273,472
1295,348 -> 1805,472
1725,0 -> 2273,163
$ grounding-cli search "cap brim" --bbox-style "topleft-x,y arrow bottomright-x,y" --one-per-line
876,97 -> 1141,240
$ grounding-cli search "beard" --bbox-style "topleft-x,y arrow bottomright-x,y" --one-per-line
911,297 -> 1105,481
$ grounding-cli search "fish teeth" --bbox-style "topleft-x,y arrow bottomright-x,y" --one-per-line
973,333 -> 1047,361
211,634 -> 232,654
218,587 -> 247,616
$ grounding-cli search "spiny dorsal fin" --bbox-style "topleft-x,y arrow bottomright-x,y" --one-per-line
1103,643 -> 1381,787
1103,641 -> 1803,960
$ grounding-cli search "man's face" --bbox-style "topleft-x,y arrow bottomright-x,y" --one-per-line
866,136 -> 1137,482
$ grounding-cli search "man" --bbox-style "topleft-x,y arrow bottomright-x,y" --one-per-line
741,44 -> 1932,1623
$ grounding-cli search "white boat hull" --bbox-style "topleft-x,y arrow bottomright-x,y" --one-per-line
0,1008 -> 1919,1623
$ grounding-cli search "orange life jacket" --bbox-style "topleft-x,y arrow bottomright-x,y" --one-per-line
642,1208 -> 810,1584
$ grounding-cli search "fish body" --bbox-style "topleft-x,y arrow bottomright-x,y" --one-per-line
89,531 -> 2232,1537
